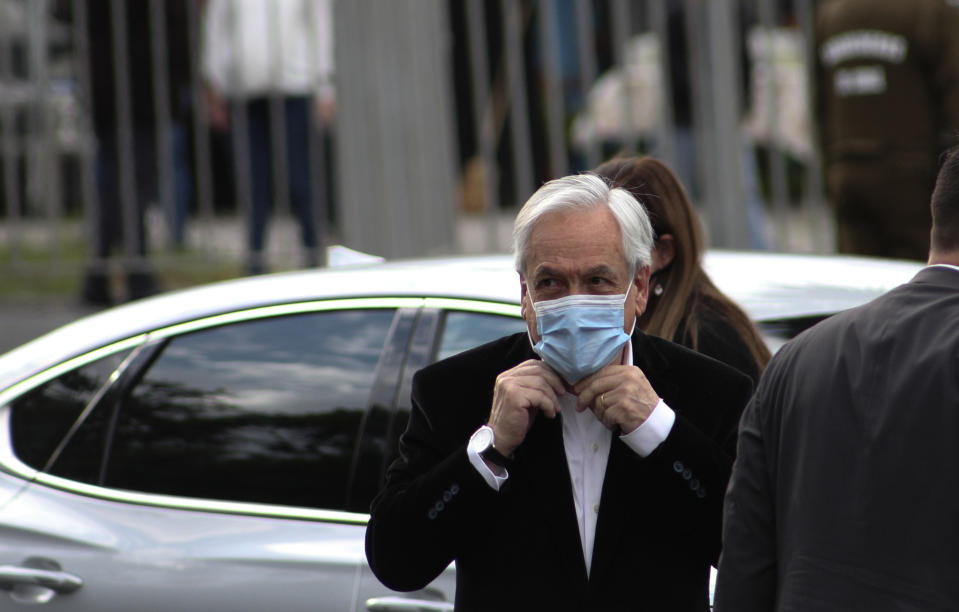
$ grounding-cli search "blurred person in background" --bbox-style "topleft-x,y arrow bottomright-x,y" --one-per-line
595,156 -> 771,384
715,143 -> 959,612
815,0 -> 959,260
201,0 -> 335,275
79,0 -> 192,305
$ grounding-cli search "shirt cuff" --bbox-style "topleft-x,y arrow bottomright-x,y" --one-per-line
467,444 -> 509,491
620,398 -> 675,457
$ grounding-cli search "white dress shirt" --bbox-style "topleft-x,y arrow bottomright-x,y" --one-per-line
467,343 -> 676,575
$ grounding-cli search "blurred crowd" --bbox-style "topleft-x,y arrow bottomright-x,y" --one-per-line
1,0 -> 957,305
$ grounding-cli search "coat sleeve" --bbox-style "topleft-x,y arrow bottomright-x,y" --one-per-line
713,380 -> 778,611
364,367 -> 501,592
638,361 -> 754,566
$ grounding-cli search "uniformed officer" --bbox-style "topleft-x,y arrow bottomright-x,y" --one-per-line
815,0 -> 959,260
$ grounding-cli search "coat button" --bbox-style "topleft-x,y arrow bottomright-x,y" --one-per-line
450,484 -> 460,495
428,509 -> 438,520
443,491 -> 453,502
673,461 -> 684,473
682,469 -> 692,480
434,501 -> 445,512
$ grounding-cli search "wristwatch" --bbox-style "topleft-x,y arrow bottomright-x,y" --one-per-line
469,425 -> 513,468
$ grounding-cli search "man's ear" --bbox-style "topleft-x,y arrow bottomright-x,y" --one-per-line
632,265 -> 651,317
520,276 -> 530,320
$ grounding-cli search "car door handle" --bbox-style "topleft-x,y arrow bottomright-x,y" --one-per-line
0,562 -> 83,593
365,596 -> 454,611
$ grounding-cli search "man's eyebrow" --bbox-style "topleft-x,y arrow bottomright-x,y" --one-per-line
584,265 -> 616,277
531,264 -> 618,279
531,265 -> 562,280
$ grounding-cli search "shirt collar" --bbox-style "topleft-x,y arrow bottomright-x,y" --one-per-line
927,263 -> 959,273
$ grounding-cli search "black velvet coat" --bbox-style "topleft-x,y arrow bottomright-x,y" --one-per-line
366,330 -> 753,611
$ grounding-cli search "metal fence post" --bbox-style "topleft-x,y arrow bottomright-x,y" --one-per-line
334,0 -> 457,259
693,0 -> 751,249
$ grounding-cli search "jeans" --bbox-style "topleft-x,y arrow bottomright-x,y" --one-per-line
244,96 -> 319,261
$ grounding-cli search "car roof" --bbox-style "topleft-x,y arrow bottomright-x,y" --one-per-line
0,250 -> 924,390
702,250 -> 923,321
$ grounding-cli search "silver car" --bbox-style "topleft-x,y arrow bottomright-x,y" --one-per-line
0,252 -> 923,610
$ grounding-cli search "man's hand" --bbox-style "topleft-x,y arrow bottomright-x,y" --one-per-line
488,359 -> 566,457
205,86 -> 231,132
573,363 -> 661,434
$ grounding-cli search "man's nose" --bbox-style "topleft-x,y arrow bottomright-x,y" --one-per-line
565,280 -> 588,295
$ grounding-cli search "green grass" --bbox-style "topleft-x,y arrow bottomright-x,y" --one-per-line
0,241 -> 246,301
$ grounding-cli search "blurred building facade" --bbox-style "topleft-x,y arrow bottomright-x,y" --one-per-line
0,0 -> 835,290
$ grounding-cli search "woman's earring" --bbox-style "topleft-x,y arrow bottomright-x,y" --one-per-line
653,283 -> 664,297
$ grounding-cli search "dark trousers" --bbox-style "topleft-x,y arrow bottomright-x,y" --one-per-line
244,96 -> 321,270
827,159 -> 935,261
83,123 -> 192,304
92,123 -> 192,258
93,124 -> 152,260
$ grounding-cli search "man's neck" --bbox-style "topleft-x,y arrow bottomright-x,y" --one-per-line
927,249 -> 959,267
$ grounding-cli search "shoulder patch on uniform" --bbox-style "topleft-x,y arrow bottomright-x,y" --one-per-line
820,30 -> 908,67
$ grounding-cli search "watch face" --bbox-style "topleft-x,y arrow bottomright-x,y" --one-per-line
470,426 -> 494,452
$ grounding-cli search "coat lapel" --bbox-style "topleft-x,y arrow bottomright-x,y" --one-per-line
587,438 -> 650,586
510,332 -> 679,588
589,333 -> 673,584
517,412 -> 590,585
630,331 -> 678,400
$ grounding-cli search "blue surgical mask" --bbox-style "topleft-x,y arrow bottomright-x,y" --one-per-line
530,291 -> 632,385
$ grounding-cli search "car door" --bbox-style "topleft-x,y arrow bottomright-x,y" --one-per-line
0,303 -> 431,611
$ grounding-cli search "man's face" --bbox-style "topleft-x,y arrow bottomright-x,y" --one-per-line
520,206 -> 650,344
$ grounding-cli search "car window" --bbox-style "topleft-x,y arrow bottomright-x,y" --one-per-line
33,309 -> 397,512
435,311 -> 527,361
9,349 -> 132,472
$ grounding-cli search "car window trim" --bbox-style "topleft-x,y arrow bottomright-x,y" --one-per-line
2,298 -> 433,409
421,297 -> 520,317
0,335 -> 148,409
22,469 -> 372,525
0,297 -> 519,524
0,298 -> 428,514
0,298 -> 431,408
147,297 -> 428,339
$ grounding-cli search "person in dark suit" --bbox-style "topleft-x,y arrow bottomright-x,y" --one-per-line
365,173 -> 754,611
715,146 -> 959,610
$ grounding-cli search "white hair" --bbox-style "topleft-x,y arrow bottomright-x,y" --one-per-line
511,173 -> 654,275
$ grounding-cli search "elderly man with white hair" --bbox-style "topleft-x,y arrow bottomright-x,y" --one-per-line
366,173 -> 752,611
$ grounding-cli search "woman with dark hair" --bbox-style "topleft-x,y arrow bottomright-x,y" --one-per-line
594,155 -> 771,383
